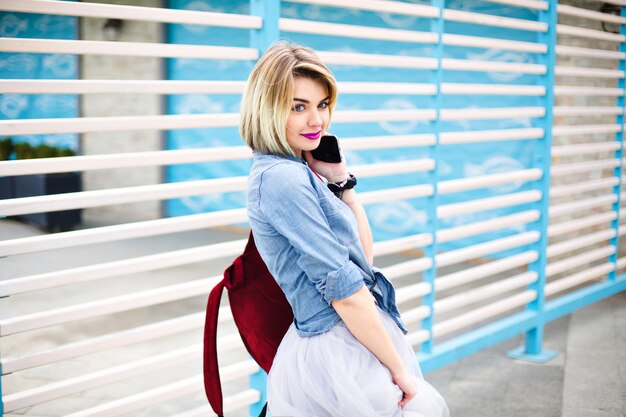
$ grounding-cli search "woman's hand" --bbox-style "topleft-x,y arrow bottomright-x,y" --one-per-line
392,369 -> 418,409
302,149 -> 348,183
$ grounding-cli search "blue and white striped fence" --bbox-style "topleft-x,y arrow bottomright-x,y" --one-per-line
0,0 -> 625,415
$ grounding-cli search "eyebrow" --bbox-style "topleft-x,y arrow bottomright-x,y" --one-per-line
293,96 -> 330,104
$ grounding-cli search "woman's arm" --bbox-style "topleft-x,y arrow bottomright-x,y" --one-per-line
339,188 -> 374,265
332,286 -> 417,408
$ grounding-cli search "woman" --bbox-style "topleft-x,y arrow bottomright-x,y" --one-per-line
242,40 -> 449,417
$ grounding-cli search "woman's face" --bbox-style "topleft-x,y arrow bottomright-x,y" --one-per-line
286,76 -> 330,158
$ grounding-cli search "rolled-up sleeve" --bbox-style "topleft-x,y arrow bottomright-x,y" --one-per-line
258,164 -> 364,304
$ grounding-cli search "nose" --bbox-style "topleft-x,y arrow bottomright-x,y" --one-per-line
309,108 -> 323,128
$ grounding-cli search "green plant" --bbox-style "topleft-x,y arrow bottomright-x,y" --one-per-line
7,139 -> 77,160
0,137 -> 12,160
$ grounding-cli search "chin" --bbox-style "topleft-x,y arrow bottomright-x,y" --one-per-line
302,138 -> 321,151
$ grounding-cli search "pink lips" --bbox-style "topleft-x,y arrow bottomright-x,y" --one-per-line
301,131 -> 321,140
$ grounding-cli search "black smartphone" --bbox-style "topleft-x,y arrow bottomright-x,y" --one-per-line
311,134 -> 342,163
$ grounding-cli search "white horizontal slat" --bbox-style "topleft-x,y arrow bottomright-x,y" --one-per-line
0,108 -> 439,136
552,124 -> 622,137
4,344 -> 195,412
435,271 -> 538,314
443,33 -> 546,53
618,257 -> 626,269
441,59 -> 546,74
433,290 -> 537,337
553,106 -> 623,116
279,18 -> 437,44
0,209 -> 247,257
2,312 -> 204,373
338,82 -> 437,95
443,9 -> 547,32
358,184 -> 434,205
593,0 -> 626,6
171,390 -> 261,417
0,0 -> 262,28
440,127 -> 544,144
436,251 -> 539,291
373,233 -> 433,256
333,108 -> 437,123
441,83 -> 545,96
340,134 -> 436,150
318,50 -> 437,69
437,210 -> 540,243
0,177 -> 247,216
0,37 -> 258,60
0,79 -> 439,96
349,158 -> 435,177
551,141 -> 621,156
481,0 -> 548,10
383,258 -> 434,281
554,86 -> 624,97
546,246 -> 616,278
547,229 -> 616,258
440,107 -> 545,120
0,147 -> 253,176
549,194 -> 617,218
550,177 -> 619,198
406,330 -> 432,346
401,305 -> 432,324
556,45 -> 625,61
0,113 -> 239,136
545,262 -> 615,297
0,277 -> 221,336
555,66 -> 624,79
551,158 -> 620,177
557,3 -> 626,24
394,281 -> 433,304
0,79 -> 247,95
0,239 -> 245,296
285,0 -> 439,18
557,23 -> 626,43
437,190 -> 542,218
548,211 -> 617,238
438,169 -> 542,194
437,231 -> 540,268
3,352 -> 257,414
65,377 -> 201,417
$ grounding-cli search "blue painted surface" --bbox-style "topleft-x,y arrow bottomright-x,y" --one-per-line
164,1 -> 545,257
609,7 -> 626,281
420,0 -> 445,356
249,369 -> 268,416
518,0 -> 558,358
0,4 -> 78,152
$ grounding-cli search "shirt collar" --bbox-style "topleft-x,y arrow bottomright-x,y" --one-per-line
252,150 -> 306,165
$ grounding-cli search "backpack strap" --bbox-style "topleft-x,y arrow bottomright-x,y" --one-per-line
203,278 -> 226,417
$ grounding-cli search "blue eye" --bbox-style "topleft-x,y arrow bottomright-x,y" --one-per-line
293,104 -> 305,112
319,102 -> 328,109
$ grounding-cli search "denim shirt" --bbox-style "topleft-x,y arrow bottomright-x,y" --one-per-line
246,150 -> 407,337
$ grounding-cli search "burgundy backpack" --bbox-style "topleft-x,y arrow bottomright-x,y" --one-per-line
203,231 -> 294,417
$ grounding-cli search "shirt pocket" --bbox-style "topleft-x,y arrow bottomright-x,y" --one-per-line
319,195 -> 359,246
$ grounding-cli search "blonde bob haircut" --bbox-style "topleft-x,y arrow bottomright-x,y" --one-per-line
240,40 -> 337,157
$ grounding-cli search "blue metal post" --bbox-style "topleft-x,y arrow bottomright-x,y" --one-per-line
247,2 -> 280,415
507,0 -> 558,363
250,0 -> 280,54
608,7 -> 626,281
420,0 -> 444,356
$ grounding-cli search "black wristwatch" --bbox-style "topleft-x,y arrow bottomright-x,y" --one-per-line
327,173 -> 357,198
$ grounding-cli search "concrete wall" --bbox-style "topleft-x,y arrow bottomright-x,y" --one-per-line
79,0 -> 163,226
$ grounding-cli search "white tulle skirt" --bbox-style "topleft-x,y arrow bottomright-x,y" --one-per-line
267,306 -> 450,417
